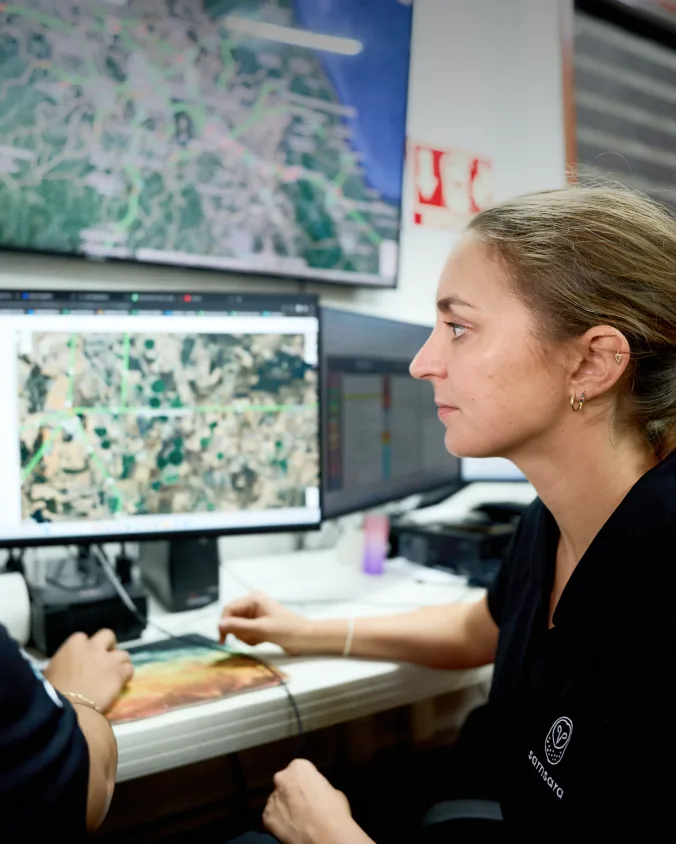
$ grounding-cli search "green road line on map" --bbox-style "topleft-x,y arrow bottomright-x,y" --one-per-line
72,408 -> 128,416
116,164 -> 143,232
21,428 -> 59,483
3,4 -> 74,34
334,168 -> 349,190
194,403 -> 316,413
66,334 -> 77,408
347,208 -> 382,245
120,333 -> 131,407
219,38 -> 236,89
231,82 -> 279,139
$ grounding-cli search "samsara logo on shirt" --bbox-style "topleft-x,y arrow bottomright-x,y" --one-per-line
545,717 -> 573,766
527,717 -> 573,801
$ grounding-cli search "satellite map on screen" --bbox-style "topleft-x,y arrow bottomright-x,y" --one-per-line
17,331 -> 319,523
0,0 -> 412,284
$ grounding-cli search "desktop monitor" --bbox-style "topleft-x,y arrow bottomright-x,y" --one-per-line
321,308 -> 461,519
0,1 -> 413,289
0,290 -> 321,546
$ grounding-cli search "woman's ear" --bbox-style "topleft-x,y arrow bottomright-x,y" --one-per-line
569,325 -> 629,401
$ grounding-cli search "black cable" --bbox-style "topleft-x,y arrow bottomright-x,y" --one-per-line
5,548 -> 25,575
93,545 -> 308,754
228,752 -> 251,826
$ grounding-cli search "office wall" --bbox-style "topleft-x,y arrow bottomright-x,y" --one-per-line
0,0 -> 567,328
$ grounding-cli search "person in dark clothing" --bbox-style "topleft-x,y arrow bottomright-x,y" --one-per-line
0,623 -> 133,838
221,185 -> 676,841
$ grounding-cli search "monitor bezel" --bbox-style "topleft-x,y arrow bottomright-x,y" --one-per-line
0,515 -> 322,550
1,291 -> 324,548
0,244 -> 400,291
322,476 -> 465,521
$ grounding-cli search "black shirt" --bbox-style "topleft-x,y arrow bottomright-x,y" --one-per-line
0,624 -> 89,839
488,452 -> 676,834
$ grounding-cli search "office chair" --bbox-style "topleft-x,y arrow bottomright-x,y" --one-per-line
418,703 -> 504,842
421,798 -> 503,842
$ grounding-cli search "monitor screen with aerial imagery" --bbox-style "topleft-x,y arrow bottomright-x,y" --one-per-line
0,1 -> 413,287
0,290 -> 321,546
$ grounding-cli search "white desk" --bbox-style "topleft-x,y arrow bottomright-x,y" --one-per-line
114,551 -> 493,782
113,482 -> 533,782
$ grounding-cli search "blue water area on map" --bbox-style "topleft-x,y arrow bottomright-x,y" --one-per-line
292,0 -> 413,207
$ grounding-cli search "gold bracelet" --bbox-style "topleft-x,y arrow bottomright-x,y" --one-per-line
63,691 -> 102,714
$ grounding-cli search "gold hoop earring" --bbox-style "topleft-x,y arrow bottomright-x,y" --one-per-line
570,392 -> 586,413
614,353 -> 622,365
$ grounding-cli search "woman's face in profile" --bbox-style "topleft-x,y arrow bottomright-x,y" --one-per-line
410,236 -> 570,461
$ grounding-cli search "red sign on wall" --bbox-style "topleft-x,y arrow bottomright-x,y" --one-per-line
410,142 -> 493,230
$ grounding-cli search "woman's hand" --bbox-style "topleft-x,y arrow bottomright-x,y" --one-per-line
218,592 -> 311,655
263,759 -> 373,844
43,628 -> 134,714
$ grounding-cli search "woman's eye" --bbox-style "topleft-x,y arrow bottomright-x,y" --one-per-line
445,322 -> 468,339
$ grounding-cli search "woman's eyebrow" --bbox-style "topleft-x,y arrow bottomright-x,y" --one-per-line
436,296 -> 478,313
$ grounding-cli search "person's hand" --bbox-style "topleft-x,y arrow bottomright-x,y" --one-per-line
218,592 -> 310,655
43,629 -> 134,714
263,759 -> 361,844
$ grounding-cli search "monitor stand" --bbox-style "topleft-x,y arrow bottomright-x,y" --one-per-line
137,537 -> 220,613
44,544 -> 110,592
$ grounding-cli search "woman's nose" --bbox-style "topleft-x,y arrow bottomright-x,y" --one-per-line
410,334 -> 444,381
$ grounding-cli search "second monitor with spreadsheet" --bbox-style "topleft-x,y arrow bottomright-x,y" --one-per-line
322,308 -> 461,519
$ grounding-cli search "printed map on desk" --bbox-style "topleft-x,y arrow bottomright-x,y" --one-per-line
107,635 -> 284,725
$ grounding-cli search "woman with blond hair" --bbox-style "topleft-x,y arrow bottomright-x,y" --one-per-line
222,185 -> 676,840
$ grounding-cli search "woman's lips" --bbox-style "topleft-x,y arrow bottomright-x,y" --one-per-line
435,403 -> 458,419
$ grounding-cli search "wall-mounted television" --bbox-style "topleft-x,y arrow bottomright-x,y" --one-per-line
0,0 -> 413,288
